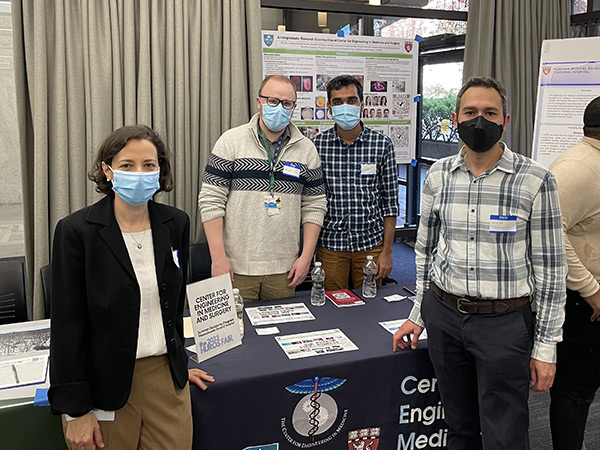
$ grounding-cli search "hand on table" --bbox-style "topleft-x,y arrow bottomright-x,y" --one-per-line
392,320 -> 423,351
189,368 -> 215,390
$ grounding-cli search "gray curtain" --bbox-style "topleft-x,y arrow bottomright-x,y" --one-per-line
463,0 -> 570,156
12,0 -> 263,319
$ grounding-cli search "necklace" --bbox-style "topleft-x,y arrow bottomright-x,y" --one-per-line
117,219 -> 149,249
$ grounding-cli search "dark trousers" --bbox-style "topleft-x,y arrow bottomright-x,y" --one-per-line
550,289 -> 600,450
421,287 -> 533,450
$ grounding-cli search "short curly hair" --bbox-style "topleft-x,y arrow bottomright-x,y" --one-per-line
88,125 -> 173,195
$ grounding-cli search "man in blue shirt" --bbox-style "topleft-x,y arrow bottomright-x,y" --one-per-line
393,77 -> 567,449
313,75 -> 399,290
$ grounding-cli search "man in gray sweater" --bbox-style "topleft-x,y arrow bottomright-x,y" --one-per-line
198,75 -> 327,301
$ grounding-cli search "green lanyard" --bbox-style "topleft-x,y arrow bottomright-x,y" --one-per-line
259,128 -> 284,196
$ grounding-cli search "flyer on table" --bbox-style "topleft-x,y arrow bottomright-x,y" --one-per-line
186,274 -> 241,363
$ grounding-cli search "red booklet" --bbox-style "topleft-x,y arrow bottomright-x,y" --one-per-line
326,289 -> 365,307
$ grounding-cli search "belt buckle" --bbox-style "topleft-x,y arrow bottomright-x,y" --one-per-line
456,297 -> 471,314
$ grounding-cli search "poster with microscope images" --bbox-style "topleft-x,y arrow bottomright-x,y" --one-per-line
262,31 -> 419,163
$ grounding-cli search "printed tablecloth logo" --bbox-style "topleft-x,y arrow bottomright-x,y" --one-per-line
348,427 -> 380,450
280,376 -> 348,447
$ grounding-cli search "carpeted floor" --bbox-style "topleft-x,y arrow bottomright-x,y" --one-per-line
389,239 -> 600,449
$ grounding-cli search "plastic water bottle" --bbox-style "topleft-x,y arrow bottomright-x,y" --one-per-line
362,255 -> 377,299
310,262 -> 326,307
233,288 -> 244,339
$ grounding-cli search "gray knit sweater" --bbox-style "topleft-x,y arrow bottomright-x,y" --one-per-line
198,114 -> 327,275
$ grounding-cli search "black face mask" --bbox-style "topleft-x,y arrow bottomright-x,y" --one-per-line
457,115 -> 504,153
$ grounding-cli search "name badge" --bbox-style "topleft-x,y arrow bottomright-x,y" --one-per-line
93,409 -> 115,422
282,162 -> 301,178
172,248 -> 180,269
489,215 -> 517,234
360,163 -> 377,176
264,195 -> 281,216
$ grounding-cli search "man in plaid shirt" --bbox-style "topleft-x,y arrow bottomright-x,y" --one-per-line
393,77 -> 567,449
312,75 -> 399,290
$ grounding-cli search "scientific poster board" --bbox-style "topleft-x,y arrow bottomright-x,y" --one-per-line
532,36 -> 600,168
261,31 -> 419,163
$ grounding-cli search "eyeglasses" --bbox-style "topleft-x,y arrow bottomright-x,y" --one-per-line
259,95 -> 296,110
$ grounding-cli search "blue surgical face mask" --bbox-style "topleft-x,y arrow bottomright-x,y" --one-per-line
108,165 -> 160,207
331,104 -> 361,130
261,103 -> 293,132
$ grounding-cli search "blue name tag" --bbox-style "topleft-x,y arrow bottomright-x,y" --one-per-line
489,215 -> 517,234
282,162 -> 301,178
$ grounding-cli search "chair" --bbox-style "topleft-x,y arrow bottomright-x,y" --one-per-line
188,243 -> 212,283
0,257 -> 29,324
40,265 -> 52,319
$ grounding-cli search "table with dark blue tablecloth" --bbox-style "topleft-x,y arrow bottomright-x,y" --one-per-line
188,285 -> 447,450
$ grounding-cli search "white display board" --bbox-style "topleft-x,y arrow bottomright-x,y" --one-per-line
261,31 -> 419,164
186,274 -> 241,363
532,36 -> 600,168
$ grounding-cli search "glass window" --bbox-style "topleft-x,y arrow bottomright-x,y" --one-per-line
593,0 -> 600,11
379,17 -> 467,39
421,62 -> 462,160
572,0 -> 588,14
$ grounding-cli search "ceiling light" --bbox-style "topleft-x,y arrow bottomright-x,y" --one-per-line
369,0 -> 381,5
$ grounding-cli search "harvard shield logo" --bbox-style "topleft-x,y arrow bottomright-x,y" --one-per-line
542,65 -> 551,76
264,34 -> 274,47
404,41 -> 413,53
348,427 -> 380,450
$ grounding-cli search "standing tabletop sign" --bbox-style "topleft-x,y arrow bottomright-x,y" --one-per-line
186,274 -> 241,363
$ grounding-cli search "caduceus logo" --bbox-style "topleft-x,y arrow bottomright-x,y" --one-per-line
284,377 -> 346,442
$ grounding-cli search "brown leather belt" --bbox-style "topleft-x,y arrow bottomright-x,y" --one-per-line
431,282 -> 530,314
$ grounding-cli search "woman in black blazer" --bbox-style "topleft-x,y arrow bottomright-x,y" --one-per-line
49,125 -> 213,450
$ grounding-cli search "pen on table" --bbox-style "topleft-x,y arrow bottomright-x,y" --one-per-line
402,286 -> 416,296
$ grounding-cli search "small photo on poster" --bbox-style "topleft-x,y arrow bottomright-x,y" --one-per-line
315,108 -> 326,120
370,80 -> 387,93
365,96 -> 372,106
315,96 -> 326,108
368,108 -> 376,119
301,76 -> 313,92
290,75 -> 302,92
391,80 -> 406,92
297,126 -> 321,139
383,108 -> 390,118
301,107 -> 314,120
362,109 -> 369,119
352,75 -> 364,87
316,74 -> 332,91
372,95 -> 380,106
380,95 -> 388,107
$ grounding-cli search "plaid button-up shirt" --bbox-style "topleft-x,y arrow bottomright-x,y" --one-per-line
408,144 -> 567,363
313,124 -> 399,252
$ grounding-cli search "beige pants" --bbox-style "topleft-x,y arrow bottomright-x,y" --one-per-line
316,242 -> 384,290
63,355 -> 192,450
233,272 -> 295,302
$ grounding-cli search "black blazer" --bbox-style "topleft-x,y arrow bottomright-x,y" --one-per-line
48,194 -> 190,416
